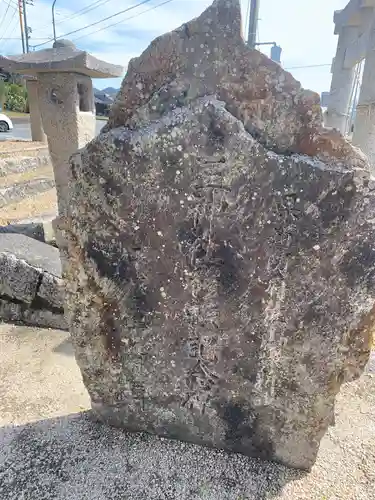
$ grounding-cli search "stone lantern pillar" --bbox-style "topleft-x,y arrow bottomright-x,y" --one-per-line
25,76 -> 47,143
353,26 -> 375,165
0,40 -> 123,217
325,25 -> 358,134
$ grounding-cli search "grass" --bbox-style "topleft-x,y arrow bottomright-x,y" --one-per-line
2,110 -> 29,119
3,111 -> 108,121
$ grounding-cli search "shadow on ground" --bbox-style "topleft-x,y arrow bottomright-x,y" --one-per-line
0,411 -> 304,500
53,337 -> 75,356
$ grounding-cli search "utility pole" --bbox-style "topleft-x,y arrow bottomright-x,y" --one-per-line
22,0 -> 31,53
18,0 -> 26,53
52,0 -> 58,42
247,0 -> 260,49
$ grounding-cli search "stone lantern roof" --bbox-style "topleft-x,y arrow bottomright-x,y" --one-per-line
0,39 -> 124,78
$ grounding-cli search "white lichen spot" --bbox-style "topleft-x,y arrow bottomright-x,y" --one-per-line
136,82 -> 143,90
157,231 -> 163,237
313,245 -> 320,251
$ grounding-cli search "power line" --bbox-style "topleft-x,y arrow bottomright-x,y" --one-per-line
0,9 -> 18,51
34,0 -> 114,33
0,0 -> 16,36
1,36 -> 47,39
33,0 -> 154,48
72,0 -> 174,43
285,64 -> 331,70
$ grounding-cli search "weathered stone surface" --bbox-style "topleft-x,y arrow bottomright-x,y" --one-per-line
62,0 -> 374,470
0,253 -> 40,303
22,307 -> 67,330
38,272 -> 64,309
0,234 -> 66,330
0,298 -> 67,330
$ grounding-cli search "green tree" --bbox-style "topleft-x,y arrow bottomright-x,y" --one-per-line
4,82 -> 27,112
0,79 -> 8,111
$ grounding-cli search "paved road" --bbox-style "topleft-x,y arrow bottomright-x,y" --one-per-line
0,118 -> 105,141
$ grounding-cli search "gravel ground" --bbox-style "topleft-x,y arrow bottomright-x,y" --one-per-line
0,325 -> 374,500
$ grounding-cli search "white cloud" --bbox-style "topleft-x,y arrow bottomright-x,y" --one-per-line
0,0 -> 349,93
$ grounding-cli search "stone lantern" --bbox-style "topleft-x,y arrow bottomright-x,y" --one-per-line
0,40 -> 123,217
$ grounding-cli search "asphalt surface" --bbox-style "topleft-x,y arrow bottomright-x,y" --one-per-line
0,117 -> 105,141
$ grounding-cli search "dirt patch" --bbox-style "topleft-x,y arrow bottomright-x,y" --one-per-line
0,164 -> 54,188
0,188 -> 57,224
0,141 -> 48,159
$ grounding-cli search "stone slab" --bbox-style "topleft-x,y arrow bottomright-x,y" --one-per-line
0,252 -> 40,303
0,298 -> 66,330
0,233 -> 61,277
0,220 -> 56,246
0,222 -> 46,243
38,272 -> 64,309
0,234 -> 65,329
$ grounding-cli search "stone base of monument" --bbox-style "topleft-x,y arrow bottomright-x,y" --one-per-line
90,399 -> 323,471
0,234 -> 66,330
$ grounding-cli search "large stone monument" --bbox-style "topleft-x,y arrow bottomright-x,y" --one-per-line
56,0 -> 375,469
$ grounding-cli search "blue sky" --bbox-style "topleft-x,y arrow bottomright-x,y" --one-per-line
0,0 -> 349,93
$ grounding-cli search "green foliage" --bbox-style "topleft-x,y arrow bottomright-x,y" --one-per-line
3,82 -> 28,112
0,79 -> 8,111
